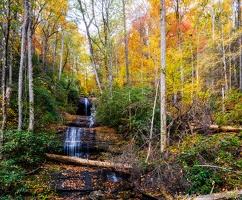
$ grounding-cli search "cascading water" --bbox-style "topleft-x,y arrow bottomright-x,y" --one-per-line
84,98 -> 88,116
64,127 -> 96,159
106,171 -> 123,182
64,96 -> 97,158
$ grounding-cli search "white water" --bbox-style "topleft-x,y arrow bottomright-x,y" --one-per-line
106,172 -> 122,183
84,98 -> 88,116
64,127 -> 90,158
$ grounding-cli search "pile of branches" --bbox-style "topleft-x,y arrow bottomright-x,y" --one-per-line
167,98 -> 214,144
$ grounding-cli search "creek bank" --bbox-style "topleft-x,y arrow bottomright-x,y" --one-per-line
25,162 -> 135,199
25,120 -> 163,199
25,161 -> 159,199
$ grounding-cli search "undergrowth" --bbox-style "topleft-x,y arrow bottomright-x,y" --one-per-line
0,129 -> 61,199
179,132 -> 242,195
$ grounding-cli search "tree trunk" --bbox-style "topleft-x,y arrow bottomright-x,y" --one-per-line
122,0 -> 130,86
209,124 -> 242,132
1,0 -> 11,131
28,1 -> 34,131
183,189 -> 242,200
176,0 -> 184,99
221,27 -> 228,92
46,153 -> 132,171
77,0 -> 102,94
58,31 -> 64,81
237,0 -> 242,92
18,0 -> 29,131
146,80 -> 159,162
160,0 -> 167,152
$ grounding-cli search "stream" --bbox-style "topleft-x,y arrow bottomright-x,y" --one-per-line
47,125 -> 156,199
27,98 -> 159,199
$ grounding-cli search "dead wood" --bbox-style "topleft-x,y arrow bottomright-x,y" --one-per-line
46,153 -> 132,171
209,124 -> 242,132
181,189 -> 242,200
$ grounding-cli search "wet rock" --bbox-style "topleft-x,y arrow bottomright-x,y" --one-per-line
89,190 -> 105,200
117,190 -> 132,199
76,97 -> 92,116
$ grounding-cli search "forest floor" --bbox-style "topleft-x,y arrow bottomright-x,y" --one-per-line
24,113 -> 242,199
25,125 -> 166,199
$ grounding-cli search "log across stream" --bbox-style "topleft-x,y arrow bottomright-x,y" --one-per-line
44,125 -> 147,199
46,153 -> 132,171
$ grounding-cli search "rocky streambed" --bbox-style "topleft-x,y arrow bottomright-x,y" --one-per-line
25,125 -> 160,199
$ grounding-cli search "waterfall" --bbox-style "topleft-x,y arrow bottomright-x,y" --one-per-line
84,97 -> 88,116
64,127 -> 96,158
106,172 -> 122,183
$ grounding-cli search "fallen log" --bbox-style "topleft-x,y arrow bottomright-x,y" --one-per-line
46,153 -> 132,171
179,189 -> 242,200
209,125 -> 242,132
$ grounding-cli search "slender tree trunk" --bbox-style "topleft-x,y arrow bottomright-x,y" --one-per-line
42,36 -> 47,73
1,0 -> 11,131
0,0 -> 11,159
191,44 -> 194,101
88,31 -> 103,94
160,0 -> 167,152
122,0 -> 130,86
196,30 -> 199,83
53,32 -> 58,71
102,1 -> 109,85
234,54 -> 238,86
28,1 -> 34,131
176,0 -> 184,98
109,43 -> 113,95
9,38 -> 13,86
211,8 -> 215,91
237,0 -> 242,92
58,31 -> 64,81
77,0 -> 102,94
18,0 -> 29,131
146,80 -> 159,162
222,87 -> 225,114
221,27 -> 228,92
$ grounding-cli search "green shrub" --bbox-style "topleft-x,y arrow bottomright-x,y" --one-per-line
214,89 -> 242,125
96,86 -> 157,144
1,129 -> 61,199
0,159 -> 26,199
34,85 -> 60,127
180,133 -> 242,194
2,129 -> 61,169
185,164 -> 222,195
